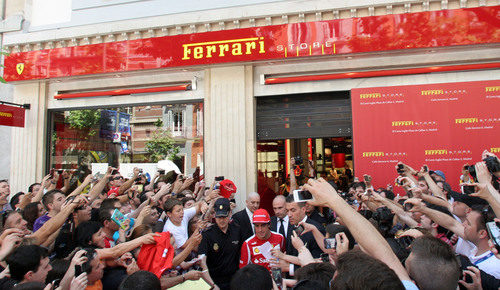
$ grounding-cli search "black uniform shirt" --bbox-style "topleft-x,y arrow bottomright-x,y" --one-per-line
198,222 -> 242,282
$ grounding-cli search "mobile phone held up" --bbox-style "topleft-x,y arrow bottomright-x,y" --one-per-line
295,225 -> 304,236
461,184 -> 476,195
324,238 -> 336,249
271,267 -> 283,288
486,221 -> 500,252
293,189 -> 314,202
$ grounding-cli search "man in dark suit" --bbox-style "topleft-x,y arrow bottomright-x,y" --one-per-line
270,195 -> 294,248
231,192 -> 260,241
284,195 -> 325,258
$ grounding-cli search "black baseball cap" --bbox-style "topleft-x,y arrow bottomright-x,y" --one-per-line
214,198 -> 230,217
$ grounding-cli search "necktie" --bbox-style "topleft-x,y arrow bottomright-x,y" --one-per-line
278,218 -> 286,238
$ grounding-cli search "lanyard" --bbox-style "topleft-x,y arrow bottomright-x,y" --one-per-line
472,252 -> 494,265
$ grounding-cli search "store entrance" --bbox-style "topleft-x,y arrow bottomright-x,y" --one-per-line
256,91 -> 352,214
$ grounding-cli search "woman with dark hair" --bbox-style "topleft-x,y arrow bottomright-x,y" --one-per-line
22,202 -> 44,231
75,221 -> 107,248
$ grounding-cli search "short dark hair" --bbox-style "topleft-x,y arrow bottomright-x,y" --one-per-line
10,192 -> 24,210
75,221 -> 102,247
164,198 -> 183,213
407,236 -> 460,290
379,189 -> 395,200
325,224 -> 355,250
351,182 -> 366,191
295,262 -> 335,289
118,270 -> 161,290
28,183 -> 41,193
181,197 -> 195,207
98,207 -> 114,224
46,259 -> 70,284
100,198 -> 119,211
332,250 -> 404,290
80,248 -> 98,274
285,194 -> 306,208
6,245 -> 48,281
230,264 -> 273,290
42,189 -> 64,210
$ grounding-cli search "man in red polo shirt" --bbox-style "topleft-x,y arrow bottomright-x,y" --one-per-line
239,209 -> 285,271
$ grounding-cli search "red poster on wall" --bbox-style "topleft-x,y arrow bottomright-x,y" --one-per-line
0,104 -> 25,127
351,80 -> 500,192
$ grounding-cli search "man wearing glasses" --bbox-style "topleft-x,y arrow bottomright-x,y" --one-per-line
107,168 -> 140,197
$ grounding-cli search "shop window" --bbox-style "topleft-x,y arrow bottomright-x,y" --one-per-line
48,102 -> 203,189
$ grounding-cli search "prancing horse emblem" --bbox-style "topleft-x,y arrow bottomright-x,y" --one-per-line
16,63 -> 24,75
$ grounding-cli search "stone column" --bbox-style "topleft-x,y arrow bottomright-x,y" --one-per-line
204,65 -> 256,209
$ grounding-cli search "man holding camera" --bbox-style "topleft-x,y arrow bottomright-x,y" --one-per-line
239,209 -> 285,271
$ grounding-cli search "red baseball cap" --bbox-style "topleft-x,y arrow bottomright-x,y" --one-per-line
219,179 -> 237,198
252,209 -> 271,224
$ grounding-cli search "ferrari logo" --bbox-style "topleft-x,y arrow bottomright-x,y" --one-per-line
219,205 -> 223,210
16,63 -> 24,75
213,243 -> 219,251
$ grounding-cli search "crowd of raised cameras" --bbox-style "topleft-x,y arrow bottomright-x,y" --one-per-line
0,150 -> 498,290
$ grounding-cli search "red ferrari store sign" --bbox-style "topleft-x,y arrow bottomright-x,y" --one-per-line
0,104 -> 25,127
3,6 -> 500,81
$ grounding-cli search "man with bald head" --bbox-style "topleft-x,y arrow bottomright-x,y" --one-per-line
232,192 -> 260,241
270,195 -> 294,248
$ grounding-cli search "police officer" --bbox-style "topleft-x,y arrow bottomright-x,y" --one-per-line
198,198 -> 242,290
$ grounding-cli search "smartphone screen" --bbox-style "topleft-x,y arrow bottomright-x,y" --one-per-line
323,238 -> 336,249
461,185 -> 476,195
486,221 -> 500,251
293,190 -> 313,202
271,267 -> 282,287
295,225 -> 304,236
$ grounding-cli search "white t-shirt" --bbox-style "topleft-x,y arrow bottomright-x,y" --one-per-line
469,248 -> 500,279
162,206 -> 197,249
455,237 -> 475,257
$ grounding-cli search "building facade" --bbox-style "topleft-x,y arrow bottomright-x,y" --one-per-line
2,0 -> 499,210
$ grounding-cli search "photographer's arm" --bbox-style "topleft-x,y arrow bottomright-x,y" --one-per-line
406,198 -> 465,238
422,170 -> 446,199
289,158 -> 298,192
67,174 -> 93,198
303,179 -> 411,282
372,193 -> 418,228
118,168 -> 140,195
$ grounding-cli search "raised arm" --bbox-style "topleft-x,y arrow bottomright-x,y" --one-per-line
405,198 -> 465,238
88,167 -> 113,202
289,158 -> 298,192
67,174 -> 93,198
371,192 -> 418,228
32,175 -> 52,203
31,195 -> 87,245
96,232 -> 159,259
421,166 -> 446,199
118,167 -> 140,195
303,178 -> 411,281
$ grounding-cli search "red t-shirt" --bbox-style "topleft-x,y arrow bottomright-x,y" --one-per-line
239,232 -> 285,271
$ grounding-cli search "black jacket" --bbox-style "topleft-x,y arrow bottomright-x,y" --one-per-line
270,216 -> 294,249
286,217 -> 325,258
232,209 -> 254,241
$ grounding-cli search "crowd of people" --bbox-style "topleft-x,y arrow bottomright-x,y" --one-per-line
0,149 -> 499,290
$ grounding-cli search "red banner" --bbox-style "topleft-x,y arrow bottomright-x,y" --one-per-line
0,104 -> 25,127
352,80 -> 500,192
4,6 -> 500,81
